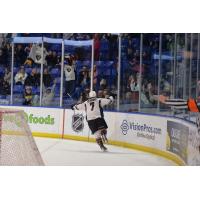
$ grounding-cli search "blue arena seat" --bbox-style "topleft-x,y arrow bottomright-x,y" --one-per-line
82,60 -> 91,67
51,68 -> 60,77
94,61 -> 104,67
13,85 -> 24,93
0,95 -> 6,99
0,66 -> 5,75
105,61 -> 114,67
76,61 -> 83,68
25,68 -> 32,74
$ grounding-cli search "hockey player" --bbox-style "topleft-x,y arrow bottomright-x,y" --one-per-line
71,91 -> 114,151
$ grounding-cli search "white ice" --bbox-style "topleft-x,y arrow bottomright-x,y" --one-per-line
34,137 -> 176,166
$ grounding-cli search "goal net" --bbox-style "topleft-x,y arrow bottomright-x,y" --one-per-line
0,109 -> 44,166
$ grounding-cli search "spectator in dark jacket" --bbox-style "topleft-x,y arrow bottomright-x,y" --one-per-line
43,68 -> 53,87
0,78 -> 10,95
24,68 -> 40,87
23,86 -> 33,106
46,51 -> 58,67
0,49 -> 7,65
15,44 -> 27,66
78,66 -> 90,87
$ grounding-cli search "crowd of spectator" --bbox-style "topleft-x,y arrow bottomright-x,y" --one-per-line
0,33 -> 188,111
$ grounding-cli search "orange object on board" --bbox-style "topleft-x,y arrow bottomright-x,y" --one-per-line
187,98 -> 200,112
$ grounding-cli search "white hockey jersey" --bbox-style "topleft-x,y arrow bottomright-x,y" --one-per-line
74,96 -> 113,121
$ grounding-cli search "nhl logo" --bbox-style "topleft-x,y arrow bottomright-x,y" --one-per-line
72,114 -> 84,132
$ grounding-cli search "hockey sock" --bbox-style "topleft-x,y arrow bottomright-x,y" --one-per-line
101,129 -> 108,143
96,138 -> 107,151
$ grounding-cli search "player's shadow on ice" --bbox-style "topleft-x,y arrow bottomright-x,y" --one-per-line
58,148 -> 139,155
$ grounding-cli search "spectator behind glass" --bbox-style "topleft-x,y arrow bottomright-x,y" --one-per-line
103,88 -> 109,98
64,55 -> 76,96
124,92 -> 133,104
94,34 -> 100,60
99,78 -> 107,90
93,65 -> 98,89
78,66 -> 90,87
4,68 -> 11,85
0,48 -> 7,66
127,75 -> 139,92
43,68 -> 53,88
15,44 -> 27,66
46,51 -> 58,68
42,79 -> 56,106
24,68 -> 40,87
78,87 -> 90,103
14,66 -> 28,85
0,79 -> 10,95
23,86 -> 33,106
97,90 -> 104,98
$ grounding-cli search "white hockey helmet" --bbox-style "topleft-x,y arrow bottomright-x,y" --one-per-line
89,91 -> 97,98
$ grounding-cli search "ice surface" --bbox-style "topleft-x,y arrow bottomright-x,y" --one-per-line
34,137 -> 176,166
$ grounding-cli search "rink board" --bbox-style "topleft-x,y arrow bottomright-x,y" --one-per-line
0,105 -> 199,165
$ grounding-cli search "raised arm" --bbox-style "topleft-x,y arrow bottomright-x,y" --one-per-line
72,102 -> 86,111
99,96 -> 114,107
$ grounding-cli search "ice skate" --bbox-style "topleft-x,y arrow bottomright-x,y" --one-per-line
100,145 -> 108,152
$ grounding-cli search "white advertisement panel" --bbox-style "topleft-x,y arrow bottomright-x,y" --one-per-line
113,112 -> 167,150
0,105 -> 63,136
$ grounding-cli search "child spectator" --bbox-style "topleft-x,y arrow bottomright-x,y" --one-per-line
23,86 -> 33,106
